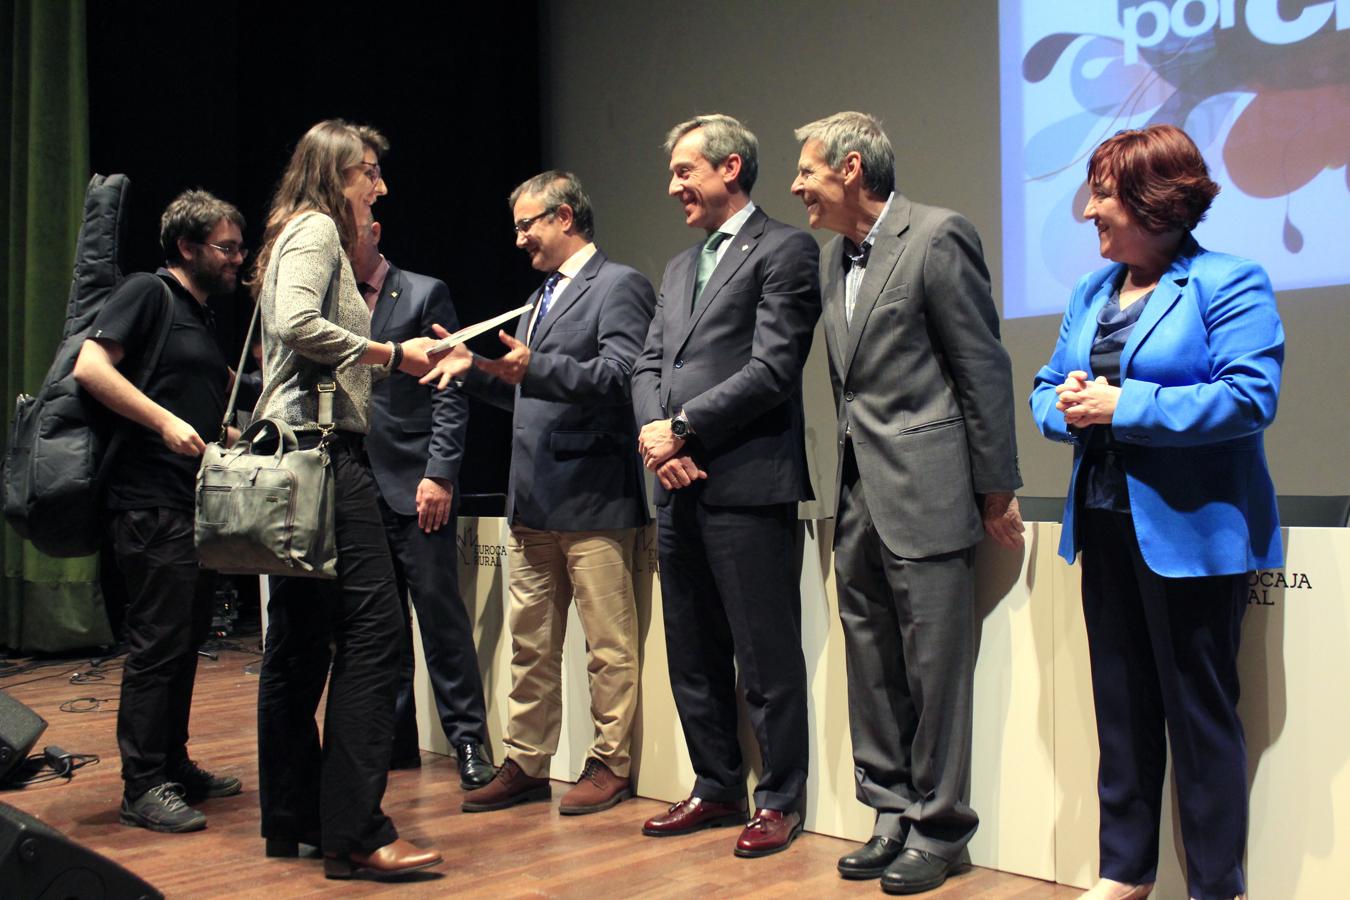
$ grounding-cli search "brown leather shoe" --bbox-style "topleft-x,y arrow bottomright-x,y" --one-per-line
734,809 -> 803,858
323,838 -> 442,880
642,795 -> 748,836
461,758 -> 550,812
559,758 -> 632,815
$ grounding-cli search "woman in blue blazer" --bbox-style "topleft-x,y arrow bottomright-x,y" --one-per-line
1030,125 -> 1283,900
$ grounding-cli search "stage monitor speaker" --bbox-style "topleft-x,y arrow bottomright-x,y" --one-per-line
0,802 -> 163,900
0,692 -> 47,784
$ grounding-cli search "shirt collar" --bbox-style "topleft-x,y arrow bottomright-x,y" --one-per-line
557,242 -> 598,280
365,255 -> 390,295
714,201 -> 757,241
844,191 -> 895,262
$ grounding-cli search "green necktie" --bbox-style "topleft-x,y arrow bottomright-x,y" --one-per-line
693,231 -> 729,308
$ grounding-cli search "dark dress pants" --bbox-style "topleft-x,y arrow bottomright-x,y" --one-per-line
377,497 -> 489,758
1080,508 -> 1248,900
109,507 -> 216,798
832,449 -> 978,859
657,491 -> 808,812
257,438 -> 402,856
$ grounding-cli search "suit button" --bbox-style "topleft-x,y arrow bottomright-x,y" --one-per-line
844,391 -> 855,401
674,359 -> 684,368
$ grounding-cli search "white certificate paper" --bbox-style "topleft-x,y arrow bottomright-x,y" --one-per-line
429,302 -> 534,354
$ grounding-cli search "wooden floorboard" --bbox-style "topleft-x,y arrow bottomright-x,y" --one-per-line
1,646 -> 1080,898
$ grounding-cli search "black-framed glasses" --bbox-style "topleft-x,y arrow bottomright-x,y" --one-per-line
513,207 -> 558,235
202,242 -> 249,260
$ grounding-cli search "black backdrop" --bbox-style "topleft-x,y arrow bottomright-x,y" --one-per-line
86,4 -> 545,508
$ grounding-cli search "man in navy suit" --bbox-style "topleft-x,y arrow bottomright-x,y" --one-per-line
434,171 -> 655,816
632,114 -> 821,858
352,216 -> 493,789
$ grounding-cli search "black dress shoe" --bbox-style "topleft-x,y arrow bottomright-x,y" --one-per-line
881,848 -> 969,895
838,835 -> 904,879
456,742 -> 494,790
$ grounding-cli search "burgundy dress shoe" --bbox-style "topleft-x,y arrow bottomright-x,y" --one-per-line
323,838 -> 442,880
734,808 -> 803,858
642,796 -> 748,836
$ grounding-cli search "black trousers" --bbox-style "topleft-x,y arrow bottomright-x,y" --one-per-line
377,497 -> 488,756
257,438 -> 402,856
1081,509 -> 1248,900
109,506 -> 215,798
657,494 -> 808,812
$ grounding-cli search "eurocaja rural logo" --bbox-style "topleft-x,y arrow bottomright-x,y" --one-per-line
457,523 -> 507,568
1247,569 -> 1313,606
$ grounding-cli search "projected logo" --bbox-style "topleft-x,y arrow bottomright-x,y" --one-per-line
1000,0 -> 1350,318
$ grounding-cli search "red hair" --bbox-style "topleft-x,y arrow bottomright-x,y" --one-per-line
1087,125 -> 1219,234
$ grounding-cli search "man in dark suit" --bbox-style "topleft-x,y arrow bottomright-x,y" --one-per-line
632,114 -> 821,858
790,111 -> 1024,894
351,216 -> 493,788
433,171 -> 654,816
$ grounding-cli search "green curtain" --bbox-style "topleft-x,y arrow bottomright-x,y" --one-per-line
0,0 -> 111,652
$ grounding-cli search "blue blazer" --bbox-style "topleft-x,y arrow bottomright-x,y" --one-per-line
1030,237 -> 1284,578
366,264 -> 468,516
461,248 -> 655,532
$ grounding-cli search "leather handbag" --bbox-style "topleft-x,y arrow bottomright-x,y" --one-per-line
194,299 -> 338,579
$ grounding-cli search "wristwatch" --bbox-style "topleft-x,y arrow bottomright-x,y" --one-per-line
670,411 -> 693,438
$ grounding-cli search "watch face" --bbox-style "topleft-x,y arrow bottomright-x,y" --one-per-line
671,417 -> 688,437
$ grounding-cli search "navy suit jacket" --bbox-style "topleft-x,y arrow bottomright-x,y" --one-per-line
632,206 -> 821,507
366,264 -> 468,516
460,248 -> 655,531
1030,237 -> 1284,578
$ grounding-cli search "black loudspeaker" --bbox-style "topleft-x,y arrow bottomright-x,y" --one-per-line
0,692 -> 47,784
0,802 -> 163,900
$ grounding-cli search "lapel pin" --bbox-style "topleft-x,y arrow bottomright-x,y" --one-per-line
390,290 -> 399,298
741,244 -> 749,252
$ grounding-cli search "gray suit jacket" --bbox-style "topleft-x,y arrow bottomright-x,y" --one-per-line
824,195 -> 1020,558
633,207 -> 821,507
366,264 -> 468,516
461,248 -> 654,531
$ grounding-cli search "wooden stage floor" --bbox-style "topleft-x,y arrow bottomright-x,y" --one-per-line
2,645 -> 1079,898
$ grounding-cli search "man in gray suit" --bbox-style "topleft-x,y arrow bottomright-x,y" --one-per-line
433,171 -> 655,816
633,114 -> 820,858
790,111 -> 1023,894
352,216 -> 494,789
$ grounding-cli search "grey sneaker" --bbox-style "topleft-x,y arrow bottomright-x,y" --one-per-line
170,758 -> 242,801
120,782 -> 207,833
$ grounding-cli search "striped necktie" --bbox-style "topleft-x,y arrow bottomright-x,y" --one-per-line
528,272 -> 563,342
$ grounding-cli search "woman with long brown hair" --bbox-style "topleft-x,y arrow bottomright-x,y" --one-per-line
251,118 -> 449,879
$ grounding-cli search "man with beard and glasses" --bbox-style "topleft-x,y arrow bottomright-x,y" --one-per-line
74,189 -> 247,833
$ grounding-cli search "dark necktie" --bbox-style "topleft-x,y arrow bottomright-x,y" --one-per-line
693,231 -> 729,309
529,272 -> 563,342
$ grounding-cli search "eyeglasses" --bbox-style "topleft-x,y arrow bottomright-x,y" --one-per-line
513,207 -> 558,234
351,160 -> 383,184
202,242 -> 249,260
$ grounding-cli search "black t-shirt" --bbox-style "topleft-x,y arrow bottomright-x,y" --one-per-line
90,270 -> 227,510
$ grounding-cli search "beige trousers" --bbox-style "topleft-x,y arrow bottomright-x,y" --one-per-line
503,524 -> 640,778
